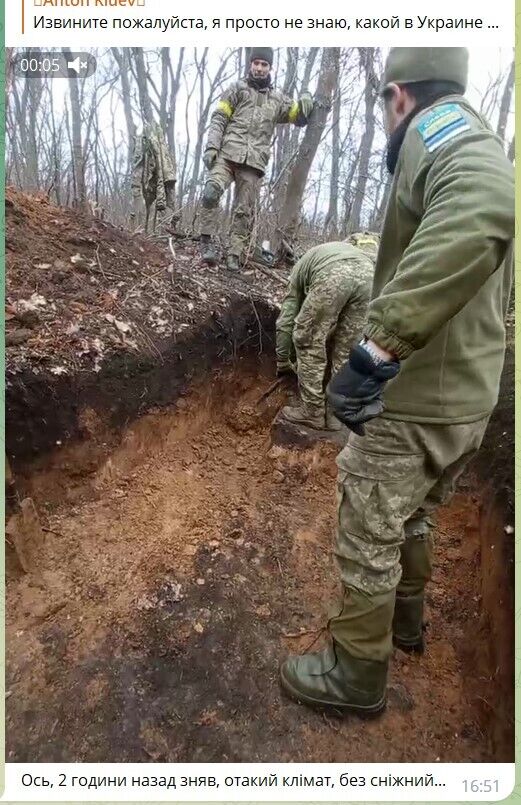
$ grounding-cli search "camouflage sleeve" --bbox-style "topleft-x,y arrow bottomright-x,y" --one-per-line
205,82 -> 240,152
131,136 -> 144,195
275,262 -> 304,368
365,127 -> 515,360
275,93 -> 300,126
276,92 -> 312,127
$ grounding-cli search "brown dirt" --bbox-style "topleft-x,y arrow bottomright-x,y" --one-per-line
6,188 -> 284,462
5,187 -> 285,373
6,364 -> 513,763
6,189 -> 513,763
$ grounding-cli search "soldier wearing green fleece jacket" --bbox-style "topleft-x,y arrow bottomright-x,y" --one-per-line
280,47 -> 514,715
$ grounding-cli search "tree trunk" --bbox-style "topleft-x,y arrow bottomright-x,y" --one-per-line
132,48 -> 154,124
62,48 -> 87,209
111,48 -> 137,179
324,83 -> 341,236
275,47 -> 340,253
160,48 -> 169,131
348,48 -> 378,232
371,174 -> 392,232
496,59 -> 514,143
340,145 -> 360,236
273,48 -> 299,180
186,48 -> 209,208
167,48 -> 184,153
286,47 -> 320,176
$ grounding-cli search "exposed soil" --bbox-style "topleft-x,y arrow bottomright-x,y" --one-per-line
5,187 -> 285,461
6,364 -> 513,763
6,189 -> 514,763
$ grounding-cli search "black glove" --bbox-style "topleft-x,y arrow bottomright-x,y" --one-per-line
326,343 -> 400,436
276,361 -> 296,378
203,148 -> 218,170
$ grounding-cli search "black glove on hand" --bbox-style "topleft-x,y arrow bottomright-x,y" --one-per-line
326,343 -> 400,436
276,361 -> 297,379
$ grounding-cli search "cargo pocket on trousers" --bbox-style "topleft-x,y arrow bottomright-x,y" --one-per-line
337,447 -> 425,547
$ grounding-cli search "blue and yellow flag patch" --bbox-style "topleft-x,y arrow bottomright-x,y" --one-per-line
417,103 -> 470,152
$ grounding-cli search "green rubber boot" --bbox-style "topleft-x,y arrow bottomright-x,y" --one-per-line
280,586 -> 394,714
393,593 -> 425,653
280,642 -> 387,714
393,520 -> 433,653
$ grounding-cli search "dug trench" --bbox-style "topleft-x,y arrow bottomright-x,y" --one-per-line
6,300 -> 514,763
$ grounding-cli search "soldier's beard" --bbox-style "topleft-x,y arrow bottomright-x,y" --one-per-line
247,72 -> 272,90
386,90 -> 459,175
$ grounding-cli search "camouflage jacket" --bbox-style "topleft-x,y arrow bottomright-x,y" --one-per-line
206,79 -> 310,175
276,242 -> 374,367
365,95 -> 514,423
131,123 -> 176,210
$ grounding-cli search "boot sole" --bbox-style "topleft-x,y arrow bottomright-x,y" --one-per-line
393,636 -> 425,655
279,667 -> 387,717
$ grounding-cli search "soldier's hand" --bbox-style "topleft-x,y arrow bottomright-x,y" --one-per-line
203,148 -> 218,170
326,343 -> 400,436
276,361 -> 296,378
298,92 -> 314,118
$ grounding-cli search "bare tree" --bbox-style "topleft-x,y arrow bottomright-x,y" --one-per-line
111,48 -> 137,176
132,48 -> 154,124
167,48 -> 185,153
324,81 -> 341,236
275,47 -> 340,253
62,47 -> 87,209
348,48 -> 379,232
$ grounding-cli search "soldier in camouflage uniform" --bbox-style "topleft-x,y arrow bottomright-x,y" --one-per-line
275,233 -> 378,430
199,48 -> 314,272
280,48 -> 514,715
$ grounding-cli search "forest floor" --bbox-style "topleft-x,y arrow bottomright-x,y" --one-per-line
5,189 -> 515,763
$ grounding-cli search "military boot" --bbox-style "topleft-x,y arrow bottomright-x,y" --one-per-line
393,519 -> 433,653
226,254 -> 240,272
282,404 -> 325,430
280,586 -> 394,714
200,235 -> 218,266
280,641 -> 387,714
325,404 -> 342,431
393,593 -> 425,653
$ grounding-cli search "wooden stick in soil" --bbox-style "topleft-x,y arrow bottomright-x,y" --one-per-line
255,377 -> 285,406
248,261 -> 288,287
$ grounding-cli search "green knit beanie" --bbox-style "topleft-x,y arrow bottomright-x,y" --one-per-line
382,48 -> 468,93
250,48 -> 274,67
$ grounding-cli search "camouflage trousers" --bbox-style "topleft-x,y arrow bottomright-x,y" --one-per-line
199,156 -> 262,258
293,263 -> 368,415
335,415 -> 490,597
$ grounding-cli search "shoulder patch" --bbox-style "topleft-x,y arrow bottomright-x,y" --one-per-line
416,103 -> 470,152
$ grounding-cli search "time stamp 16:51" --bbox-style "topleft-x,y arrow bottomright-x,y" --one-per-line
462,779 -> 499,794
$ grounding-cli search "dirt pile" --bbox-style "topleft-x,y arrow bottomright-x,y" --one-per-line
6,189 -> 285,461
6,187 -> 285,378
